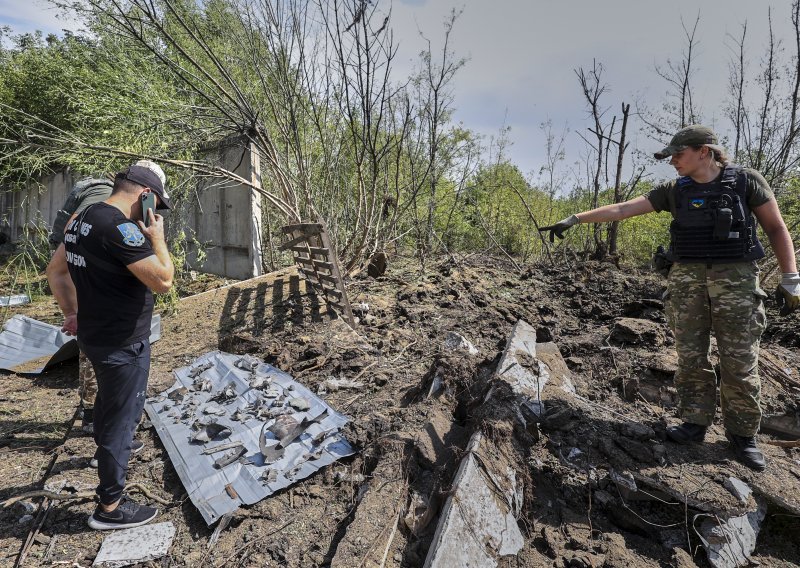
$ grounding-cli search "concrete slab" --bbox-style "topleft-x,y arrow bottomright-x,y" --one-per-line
92,522 -> 176,567
699,499 -> 766,568
423,432 -> 524,568
494,320 -> 547,418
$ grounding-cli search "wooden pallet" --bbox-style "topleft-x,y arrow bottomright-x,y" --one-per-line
279,221 -> 355,327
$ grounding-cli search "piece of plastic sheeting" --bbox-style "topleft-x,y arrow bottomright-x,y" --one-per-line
0,294 -> 30,307
144,351 -> 355,526
0,314 -> 162,374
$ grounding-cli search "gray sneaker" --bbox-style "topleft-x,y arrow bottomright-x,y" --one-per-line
89,440 -> 144,469
88,495 -> 158,530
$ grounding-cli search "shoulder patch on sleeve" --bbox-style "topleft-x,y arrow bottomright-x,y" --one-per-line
117,222 -> 146,247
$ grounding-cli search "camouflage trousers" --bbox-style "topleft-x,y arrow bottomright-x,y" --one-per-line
665,262 -> 768,436
79,350 -> 98,409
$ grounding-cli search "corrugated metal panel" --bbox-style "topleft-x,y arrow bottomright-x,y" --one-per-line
0,314 -> 162,374
145,351 -> 354,526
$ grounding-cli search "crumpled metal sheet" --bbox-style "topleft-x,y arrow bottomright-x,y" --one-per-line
144,351 -> 355,526
0,314 -> 162,374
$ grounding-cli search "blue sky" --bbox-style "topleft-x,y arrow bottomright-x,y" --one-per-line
2,0 -> 797,185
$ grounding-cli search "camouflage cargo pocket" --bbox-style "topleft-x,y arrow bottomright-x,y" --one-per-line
750,288 -> 768,338
662,290 -> 674,331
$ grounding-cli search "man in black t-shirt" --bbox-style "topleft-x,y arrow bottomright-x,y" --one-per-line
60,161 -> 174,530
46,177 -> 114,434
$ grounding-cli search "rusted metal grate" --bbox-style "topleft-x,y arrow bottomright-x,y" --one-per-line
279,221 -> 355,327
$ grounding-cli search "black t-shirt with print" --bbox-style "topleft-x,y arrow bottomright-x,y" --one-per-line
64,202 -> 155,347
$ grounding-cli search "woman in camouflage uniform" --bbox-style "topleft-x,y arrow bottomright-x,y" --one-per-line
539,125 -> 799,471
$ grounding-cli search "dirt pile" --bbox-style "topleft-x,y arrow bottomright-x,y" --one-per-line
1,257 -> 800,567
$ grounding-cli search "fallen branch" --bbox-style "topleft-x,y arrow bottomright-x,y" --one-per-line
764,439 -> 800,448
2,482 -> 170,507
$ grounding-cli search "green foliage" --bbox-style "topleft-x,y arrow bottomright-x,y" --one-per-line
0,224 -> 52,300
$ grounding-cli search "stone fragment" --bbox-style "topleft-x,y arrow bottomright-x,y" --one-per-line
93,522 -> 176,567
699,498 -> 766,568
423,432 -> 523,567
610,317 -> 664,346
443,331 -> 478,355
723,477 -> 752,505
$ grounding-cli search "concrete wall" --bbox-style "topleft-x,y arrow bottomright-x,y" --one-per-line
0,170 -> 74,241
183,137 -> 264,280
0,138 -> 264,280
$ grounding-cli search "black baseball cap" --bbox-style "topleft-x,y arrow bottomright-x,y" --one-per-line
116,165 -> 172,209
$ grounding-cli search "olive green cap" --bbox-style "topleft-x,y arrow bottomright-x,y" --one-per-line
653,125 -> 725,159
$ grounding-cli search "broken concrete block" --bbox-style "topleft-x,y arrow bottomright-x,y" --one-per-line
443,331 -> 478,355
723,478 -> 752,505
93,522 -> 176,567
495,320 -> 546,418
698,499 -> 766,568
424,432 -> 524,567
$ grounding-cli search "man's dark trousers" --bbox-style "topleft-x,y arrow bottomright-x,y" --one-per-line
80,340 -> 150,505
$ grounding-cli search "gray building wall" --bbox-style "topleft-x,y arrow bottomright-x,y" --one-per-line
0,169 -> 74,241
0,139 -> 264,280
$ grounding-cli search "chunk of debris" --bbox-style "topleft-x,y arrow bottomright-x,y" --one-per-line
760,412 -> 800,438
494,320 -> 547,420
443,331 -> 479,355
317,377 -> 364,394
189,422 -> 232,443
92,521 -> 176,567
288,397 -> 310,411
723,478 -> 752,505
698,498 -> 767,568
213,446 -> 248,469
610,317 -> 664,346
424,432 -> 524,567
352,302 -> 370,315
618,421 -> 656,441
235,354 -> 260,371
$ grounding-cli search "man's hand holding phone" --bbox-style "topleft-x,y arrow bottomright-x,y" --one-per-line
140,192 -> 156,227
139,191 -> 165,242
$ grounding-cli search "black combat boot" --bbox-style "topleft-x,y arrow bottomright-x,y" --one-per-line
666,422 -> 707,444
727,433 -> 766,471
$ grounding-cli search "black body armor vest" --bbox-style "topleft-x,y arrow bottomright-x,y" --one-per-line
668,164 -> 764,263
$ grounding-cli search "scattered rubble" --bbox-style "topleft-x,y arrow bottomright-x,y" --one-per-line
4,259 -> 800,566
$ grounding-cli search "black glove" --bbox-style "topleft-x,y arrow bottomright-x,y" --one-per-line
538,215 -> 580,243
652,245 -> 673,277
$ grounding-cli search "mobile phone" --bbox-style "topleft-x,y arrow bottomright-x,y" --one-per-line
141,192 -> 156,227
